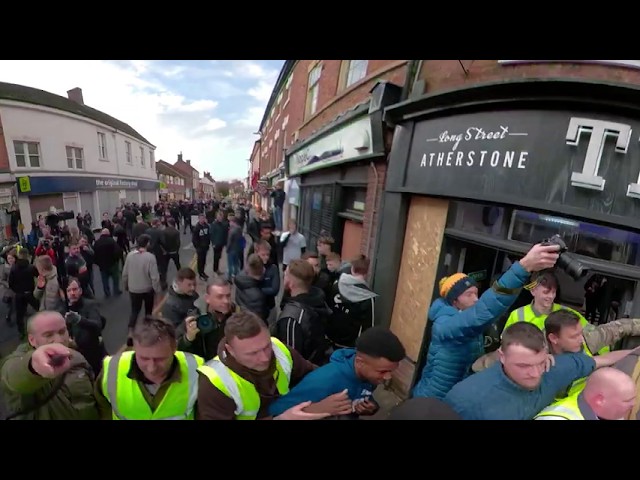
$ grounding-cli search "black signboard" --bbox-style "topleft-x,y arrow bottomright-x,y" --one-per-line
398,109 -> 640,230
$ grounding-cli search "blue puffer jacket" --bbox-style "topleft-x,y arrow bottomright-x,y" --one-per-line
412,262 -> 530,400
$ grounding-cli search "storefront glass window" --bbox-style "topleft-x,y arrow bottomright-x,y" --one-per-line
446,201 -> 508,237
509,210 -> 640,267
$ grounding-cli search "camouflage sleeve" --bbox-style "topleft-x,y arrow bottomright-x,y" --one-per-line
471,351 -> 500,373
584,318 -> 640,353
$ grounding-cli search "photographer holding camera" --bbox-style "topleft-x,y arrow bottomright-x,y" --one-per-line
63,277 -> 106,375
177,276 -> 238,361
413,242 -> 562,400
35,234 -> 57,267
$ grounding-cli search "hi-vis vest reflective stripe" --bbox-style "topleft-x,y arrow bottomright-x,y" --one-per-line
535,393 -> 585,420
197,337 -> 293,420
562,343 -> 594,398
512,304 -> 579,331
102,351 -> 204,420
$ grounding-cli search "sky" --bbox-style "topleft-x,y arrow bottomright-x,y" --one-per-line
0,60 -> 285,181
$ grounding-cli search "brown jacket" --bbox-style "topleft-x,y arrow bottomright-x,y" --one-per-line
196,338 -> 316,420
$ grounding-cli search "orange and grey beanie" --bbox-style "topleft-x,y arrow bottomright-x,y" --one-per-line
439,273 -> 477,304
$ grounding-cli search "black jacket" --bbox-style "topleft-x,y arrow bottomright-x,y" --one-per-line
9,259 -> 37,294
273,287 -> 332,365
163,226 -> 181,254
93,236 -> 121,270
192,222 -> 210,250
65,297 -> 106,375
234,273 -> 268,321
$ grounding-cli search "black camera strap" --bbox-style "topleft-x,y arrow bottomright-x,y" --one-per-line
491,281 -> 522,296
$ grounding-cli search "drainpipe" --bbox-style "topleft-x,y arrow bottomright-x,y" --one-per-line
365,161 -> 379,258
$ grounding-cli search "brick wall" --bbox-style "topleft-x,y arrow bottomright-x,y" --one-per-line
298,60 -> 407,141
361,160 -> 387,263
417,60 -> 640,95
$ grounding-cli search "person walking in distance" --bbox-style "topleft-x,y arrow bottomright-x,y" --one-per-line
192,213 -> 210,281
122,234 -> 162,333
163,218 -> 182,272
209,210 -> 229,275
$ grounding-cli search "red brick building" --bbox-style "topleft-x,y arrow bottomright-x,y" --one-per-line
369,60 -> 640,397
156,160 -> 187,201
172,153 -> 199,200
254,60 -> 408,262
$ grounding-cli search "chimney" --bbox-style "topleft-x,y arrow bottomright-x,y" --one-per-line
67,87 -> 84,105
186,160 -> 191,165
177,152 -> 183,162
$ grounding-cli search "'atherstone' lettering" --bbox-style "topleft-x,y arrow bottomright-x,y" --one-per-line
419,150 -> 528,169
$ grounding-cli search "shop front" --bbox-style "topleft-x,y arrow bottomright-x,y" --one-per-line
373,79 -> 640,396
286,105 -> 382,259
16,174 -> 159,232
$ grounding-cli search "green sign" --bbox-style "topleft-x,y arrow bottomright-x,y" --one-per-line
18,176 -> 31,193
468,270 -> 487,282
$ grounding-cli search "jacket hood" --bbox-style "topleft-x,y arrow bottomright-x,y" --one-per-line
44,266 -> 58,280
338,274 -> 378,302
328,347 -> 358,369
233,273 -> 262,290
288,286 -> 332,317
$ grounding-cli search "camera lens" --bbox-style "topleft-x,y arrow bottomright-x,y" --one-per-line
556,253 -> 586,280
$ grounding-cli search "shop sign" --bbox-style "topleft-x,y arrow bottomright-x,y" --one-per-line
399,109 -> 640,230
288,116 -> 373,176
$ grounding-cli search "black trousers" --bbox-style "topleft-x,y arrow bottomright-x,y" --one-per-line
167,252 -> 181,271
196,247 -> 209,276
129,290 -> 155,328
212,246 -> 223,273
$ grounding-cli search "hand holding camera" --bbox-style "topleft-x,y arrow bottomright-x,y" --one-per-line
519,243 -> 562,274
65,311 -> 82,328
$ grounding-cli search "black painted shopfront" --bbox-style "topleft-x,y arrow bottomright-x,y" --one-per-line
373,79 -> 640,388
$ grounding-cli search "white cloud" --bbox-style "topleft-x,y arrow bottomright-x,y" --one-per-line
0,60 -> 278,180
247,81 -> 274,103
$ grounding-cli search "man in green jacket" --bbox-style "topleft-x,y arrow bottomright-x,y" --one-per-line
0,310 -> 98,420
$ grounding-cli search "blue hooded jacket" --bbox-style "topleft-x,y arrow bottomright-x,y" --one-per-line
268,348 -> 375,417
412,261 -> 530,400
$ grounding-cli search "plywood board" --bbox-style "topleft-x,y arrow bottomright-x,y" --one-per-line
390,196 -> 449,362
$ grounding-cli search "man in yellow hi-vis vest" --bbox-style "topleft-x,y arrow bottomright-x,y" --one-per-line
473,270 -> 609,372
535,367 -> 636,420
544,310 -> 640,398
197,310 -> 355,420
94,316 -> 204,420
503,270 -> 589,333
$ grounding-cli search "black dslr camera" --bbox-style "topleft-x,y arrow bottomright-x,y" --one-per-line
187,309 -> 216,334
540,234 -> 587,280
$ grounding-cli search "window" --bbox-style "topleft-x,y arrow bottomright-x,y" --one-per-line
306,63 -> 322,118
97,132 -> 107,160
13,141 -> 40,168
140,146 -> 145,167
66,146 -> 84,169
344,60 -> 368,88
125,141 -> 132,164
149,150 -> 155,168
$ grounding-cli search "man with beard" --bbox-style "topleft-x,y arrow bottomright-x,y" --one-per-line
62,277 -> 106,375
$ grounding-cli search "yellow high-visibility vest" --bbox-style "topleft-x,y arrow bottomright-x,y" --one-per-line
198,337 -> 293,420
535,393 -> 585,420
101,350 -> 204,420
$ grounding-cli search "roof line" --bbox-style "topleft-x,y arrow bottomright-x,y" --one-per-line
258,61 -> 297,132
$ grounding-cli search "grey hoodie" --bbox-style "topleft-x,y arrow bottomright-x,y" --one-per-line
327,273 -> 378,347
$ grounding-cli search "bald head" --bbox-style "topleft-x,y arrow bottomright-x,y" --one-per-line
27,311 -> 69,349
583,367 -> 637,420
101,228 -> 110,236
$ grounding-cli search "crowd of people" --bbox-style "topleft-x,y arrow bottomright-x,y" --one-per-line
2,194 -> 639,421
